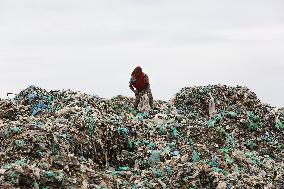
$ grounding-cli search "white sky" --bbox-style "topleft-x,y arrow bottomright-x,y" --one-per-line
0,0 -> 284,107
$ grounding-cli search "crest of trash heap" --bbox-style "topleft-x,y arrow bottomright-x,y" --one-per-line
0,85 -> 283,189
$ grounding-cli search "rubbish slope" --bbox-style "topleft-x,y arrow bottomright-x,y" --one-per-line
0,85 -> 283,189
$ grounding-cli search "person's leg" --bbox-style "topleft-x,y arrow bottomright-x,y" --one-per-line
147,87 -> 154,109
134,92 -> 142,110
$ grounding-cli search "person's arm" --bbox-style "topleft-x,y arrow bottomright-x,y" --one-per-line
129,76 -> 138,95
144,74 -> 150,89
129,84 -> 137,95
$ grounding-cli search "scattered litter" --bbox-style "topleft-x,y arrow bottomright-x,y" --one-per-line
0,85 -> 283,188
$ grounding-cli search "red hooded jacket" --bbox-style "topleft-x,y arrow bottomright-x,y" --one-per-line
132,73 -> 149,91
131,67 -> 149,91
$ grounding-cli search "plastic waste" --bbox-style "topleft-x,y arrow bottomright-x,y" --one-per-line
0,85 -> 282,188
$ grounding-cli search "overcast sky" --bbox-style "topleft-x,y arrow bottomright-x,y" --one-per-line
0,0 -> 283,107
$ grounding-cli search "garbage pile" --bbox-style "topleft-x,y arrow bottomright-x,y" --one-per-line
0,85 -> 283,188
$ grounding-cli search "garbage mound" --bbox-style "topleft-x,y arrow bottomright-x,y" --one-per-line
0,85 -> 283,189
175,85 -> 262,117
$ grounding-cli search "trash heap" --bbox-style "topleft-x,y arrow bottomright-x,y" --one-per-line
0,85 -> 283,189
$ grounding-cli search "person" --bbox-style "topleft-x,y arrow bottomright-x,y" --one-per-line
129,66 -> 153,110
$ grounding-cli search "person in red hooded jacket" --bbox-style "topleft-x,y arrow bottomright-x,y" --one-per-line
129,66 -> 153,110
